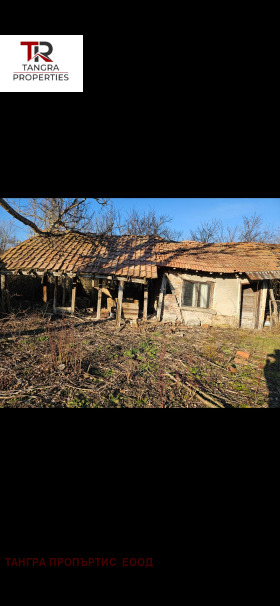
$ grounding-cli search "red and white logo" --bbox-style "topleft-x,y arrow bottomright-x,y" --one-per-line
21,41 -> 53,62
14,40 -> 69,82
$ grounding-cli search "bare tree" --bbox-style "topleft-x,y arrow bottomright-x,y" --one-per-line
0,219 -> 18,254
189,218 -> 223,242
90,204 -> 182,240
189,213 -> 279,243
238,213 -> 279,242
238,212 -> 263,242
0,198 -> 108,236
122,208 -> 182,240
274,228 -> 280,244
90,203 -> 123,235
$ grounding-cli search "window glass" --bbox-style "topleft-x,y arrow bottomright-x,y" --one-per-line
198,283 -> 210,308
182,281 -> 195,306
182,281 -> 211,308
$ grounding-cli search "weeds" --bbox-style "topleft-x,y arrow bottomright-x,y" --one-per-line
47,319 -> 83,377
1,310 -> 279,408
0,367 -> 15,390
158,335 -> 167,407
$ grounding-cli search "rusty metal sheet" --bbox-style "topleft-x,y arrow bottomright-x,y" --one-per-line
246,271 -> 280,280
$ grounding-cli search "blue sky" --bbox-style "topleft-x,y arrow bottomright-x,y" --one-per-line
112,198 -> 280,238
0,198 -> 279,241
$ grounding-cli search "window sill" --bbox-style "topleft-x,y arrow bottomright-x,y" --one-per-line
180,306 -> 217,315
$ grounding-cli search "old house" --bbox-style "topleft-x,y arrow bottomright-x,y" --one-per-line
0,233 -> 279,329
0,233 -> 158,324
155,240 -> 280,328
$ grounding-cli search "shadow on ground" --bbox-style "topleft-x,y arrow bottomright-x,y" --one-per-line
263,349 -> 280,408
0,317 -> 115,341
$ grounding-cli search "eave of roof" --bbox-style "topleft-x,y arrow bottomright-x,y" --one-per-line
0,233 -> 159,279
0,235 -> 279,278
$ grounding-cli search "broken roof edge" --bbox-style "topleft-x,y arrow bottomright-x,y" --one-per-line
246,270 -> 280,280
1,233 -> 280,278
159,265 -> 247,275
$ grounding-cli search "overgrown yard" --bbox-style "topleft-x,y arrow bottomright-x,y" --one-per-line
0,310 -> 279,407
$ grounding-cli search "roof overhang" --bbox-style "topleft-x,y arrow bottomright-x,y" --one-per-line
246,271 -> 280,280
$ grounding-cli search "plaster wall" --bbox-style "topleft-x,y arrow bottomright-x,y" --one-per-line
163,271 -> 241,327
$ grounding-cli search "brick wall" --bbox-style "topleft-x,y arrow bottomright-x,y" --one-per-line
162,294 -> 181,322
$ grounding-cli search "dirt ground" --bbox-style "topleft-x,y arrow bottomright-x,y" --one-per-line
0,309 -> 279,408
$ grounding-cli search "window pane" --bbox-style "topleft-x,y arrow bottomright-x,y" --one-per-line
182,281 -> 195,306
198,283 -> 210,308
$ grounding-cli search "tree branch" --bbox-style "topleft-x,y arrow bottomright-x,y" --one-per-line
0,197 -> 43,235
0,197 -> 109,237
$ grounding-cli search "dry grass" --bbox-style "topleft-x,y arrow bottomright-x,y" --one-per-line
0,310 -> 279,408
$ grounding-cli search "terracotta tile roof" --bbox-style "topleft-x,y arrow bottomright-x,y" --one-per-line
1,234 -> 279,279
155,240 -> 280,273
0,233 -> 159,279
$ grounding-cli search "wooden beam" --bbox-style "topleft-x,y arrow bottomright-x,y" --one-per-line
87,274 -> 147,284
157,274 -> 166,321
95,274 -> 112,281
1,273 -> 6,292
42,274 -> 48,304
120,277 -> 147,284
97,279 -> 102,320
71,279 -> 77,316
269,287 -> 278,325
143,283 -> 148,320
116,279 -> 125,327
257,280 -> 268,329
53,276 -> 58,311
128,278 -> 147,284
62,276 -> 66,307
76,273 -> 94,278
91,279 -> 95,306
1,274 -> 6,311
1,274 -> 10,312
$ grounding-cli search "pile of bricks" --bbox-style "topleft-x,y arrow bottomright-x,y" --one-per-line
228,351 -> 250,373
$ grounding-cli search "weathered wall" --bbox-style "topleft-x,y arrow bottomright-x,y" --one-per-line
212,274 -> 240,327
161,294 -> 182,322
162,271 -> 241,327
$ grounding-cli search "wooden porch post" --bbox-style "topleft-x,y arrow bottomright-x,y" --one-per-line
53,276 -> 58,311
42,274 -> 48,304
71,278 -> 77,316
62,276 -> 66,307
1,274 -> 6,311
97,279 -> 102,320
269,286 -> 278,325
143,283 -> 148,320
258,280 -> 268,329
116,279 -> 125,328
157,274 -> 166,321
